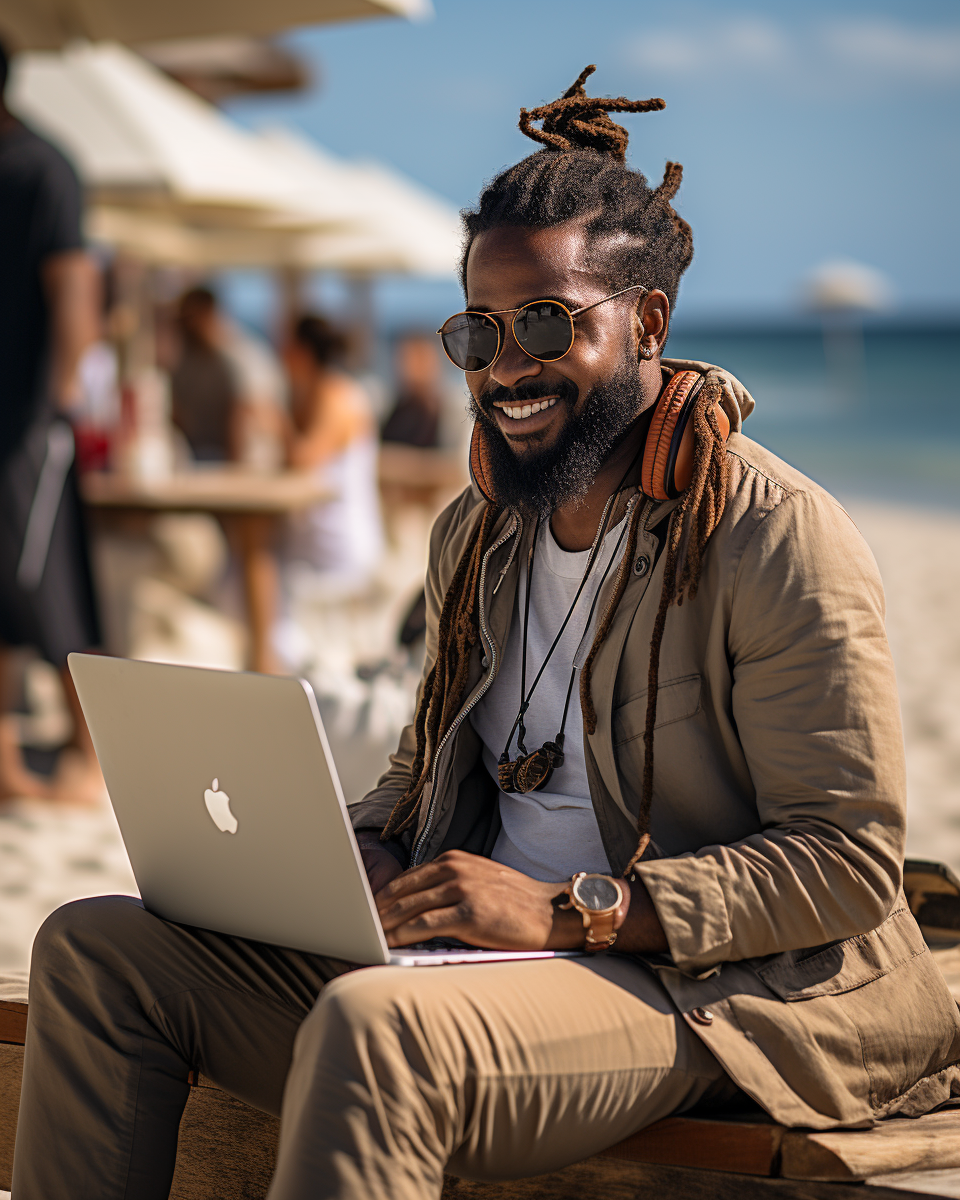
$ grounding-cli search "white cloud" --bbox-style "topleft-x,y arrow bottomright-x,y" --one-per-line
623,15 -> 960,91
822,19 -> 960,84
629,17 -> 788,75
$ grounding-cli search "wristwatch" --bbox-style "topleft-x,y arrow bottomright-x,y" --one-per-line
560,872 -> 625,951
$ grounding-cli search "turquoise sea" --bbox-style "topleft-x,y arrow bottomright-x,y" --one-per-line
664,321 -> 960,508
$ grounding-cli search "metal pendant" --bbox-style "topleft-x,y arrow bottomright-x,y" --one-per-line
498,740 -> 565,794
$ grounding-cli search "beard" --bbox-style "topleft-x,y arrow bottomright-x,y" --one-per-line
469,359 -> 645,517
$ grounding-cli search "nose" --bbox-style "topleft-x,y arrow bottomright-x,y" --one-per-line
488,318 -> 543,389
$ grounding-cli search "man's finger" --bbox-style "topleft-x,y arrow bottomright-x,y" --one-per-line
375,858 -> 459,903
384,905 -> 478,948
377,882 -> 466,931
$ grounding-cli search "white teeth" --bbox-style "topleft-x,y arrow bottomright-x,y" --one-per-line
500,398 -> 558,419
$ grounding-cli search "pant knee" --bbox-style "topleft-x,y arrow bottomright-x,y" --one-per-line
31,895 -> 146,989
297,968 -> 454,1075
300,968 -> 408,1047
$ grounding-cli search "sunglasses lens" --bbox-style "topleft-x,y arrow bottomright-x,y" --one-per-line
513,302 -> 574,361
439,313 -> 500,372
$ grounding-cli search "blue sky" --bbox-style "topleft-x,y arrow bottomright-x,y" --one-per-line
225,0 -> 959,326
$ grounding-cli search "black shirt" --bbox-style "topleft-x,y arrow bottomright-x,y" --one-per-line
0,121 -> 84,461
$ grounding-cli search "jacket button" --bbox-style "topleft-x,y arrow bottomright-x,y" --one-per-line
481,654 -> 489,669
634,554 -> 650,577
690,1007 -> 714,1026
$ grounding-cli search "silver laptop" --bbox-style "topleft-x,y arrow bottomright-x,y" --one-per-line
68,654 -> 575,967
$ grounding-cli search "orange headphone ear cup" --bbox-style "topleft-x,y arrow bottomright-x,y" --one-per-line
470,422 -> 497,503
641,372 -> 730,500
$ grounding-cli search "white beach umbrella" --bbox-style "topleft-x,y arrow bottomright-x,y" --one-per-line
0,0 -> 430,53
9,44 -> 460,275
803,260 -> 894,314
253,126 -> 378,230
88,184 -> 461,277
255,129 -> 463,276
8,41 -> 305,213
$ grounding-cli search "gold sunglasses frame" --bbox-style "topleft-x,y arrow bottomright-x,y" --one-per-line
437,284 -> 649,373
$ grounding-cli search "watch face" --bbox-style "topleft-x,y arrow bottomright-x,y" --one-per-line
574,875 -> 620,912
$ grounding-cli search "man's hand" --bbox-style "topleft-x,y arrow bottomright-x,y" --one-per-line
358,843 -> 405,894
375,850 -> 583,950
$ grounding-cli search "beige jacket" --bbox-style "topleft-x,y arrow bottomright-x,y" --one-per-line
350,360 -> 960,1129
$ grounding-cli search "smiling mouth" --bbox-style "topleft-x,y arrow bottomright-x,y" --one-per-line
495,397 -> 558,421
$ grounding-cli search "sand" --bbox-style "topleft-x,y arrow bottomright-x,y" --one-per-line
1,497 -> 958,987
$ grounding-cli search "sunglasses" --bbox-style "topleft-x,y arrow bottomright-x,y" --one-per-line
437,284 -> 648,373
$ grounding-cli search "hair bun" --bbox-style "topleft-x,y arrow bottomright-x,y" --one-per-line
518,65 -> 665,162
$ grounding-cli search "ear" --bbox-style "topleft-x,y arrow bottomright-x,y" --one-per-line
635,289 -> 670,360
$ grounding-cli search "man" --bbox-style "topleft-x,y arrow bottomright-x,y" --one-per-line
381,331 -> 445,448
14,66 -> 960,1199
171,286 -> 285,469
0,37 -> 103,802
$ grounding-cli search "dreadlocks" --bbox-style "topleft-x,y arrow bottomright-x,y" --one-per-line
383,66 -> 729,873
460,65 -> 692,308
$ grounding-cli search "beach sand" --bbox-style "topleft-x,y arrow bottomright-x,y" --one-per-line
1,497 -> 958,986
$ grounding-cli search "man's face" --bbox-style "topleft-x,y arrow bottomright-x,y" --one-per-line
463,223 -> 652,514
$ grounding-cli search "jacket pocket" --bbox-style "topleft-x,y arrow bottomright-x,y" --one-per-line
613,674 -> 702,747
756,907 -> 926,1001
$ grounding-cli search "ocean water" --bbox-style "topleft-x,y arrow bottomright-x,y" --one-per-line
664,322 -> 960,508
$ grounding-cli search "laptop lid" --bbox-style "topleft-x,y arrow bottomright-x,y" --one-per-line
68,654 -> 390,965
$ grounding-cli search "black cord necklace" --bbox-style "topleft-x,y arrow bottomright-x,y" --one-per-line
497,448 -> 643,795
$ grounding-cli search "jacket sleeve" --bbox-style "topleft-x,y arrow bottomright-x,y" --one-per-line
346,489 -> 469,849
636,489 -> 907,973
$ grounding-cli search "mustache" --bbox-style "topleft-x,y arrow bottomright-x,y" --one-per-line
477,378 -> 579,413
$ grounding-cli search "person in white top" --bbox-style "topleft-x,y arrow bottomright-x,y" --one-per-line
281,315 -> 384,599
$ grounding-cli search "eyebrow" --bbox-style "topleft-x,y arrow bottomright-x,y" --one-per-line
464,294 -> 583,315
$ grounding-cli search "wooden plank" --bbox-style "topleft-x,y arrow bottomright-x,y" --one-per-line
601,1115 -> 783,1176
868,1169 -> 960,1198
781,1112 -> 960,1181
0,1043 -> 24,1190
440,1160 -> 946,1199
170,1079 -> 279,1200
378,445 -> 466,490
0,1002 -> 27,1046
81,468 -> 331,515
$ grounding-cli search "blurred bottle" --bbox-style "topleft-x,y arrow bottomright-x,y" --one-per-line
71,340 -> 119,473
113,366 -> 175,482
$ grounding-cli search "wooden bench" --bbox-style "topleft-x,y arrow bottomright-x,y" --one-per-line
4,864 -> 960,1198
4,986 -> 960,1200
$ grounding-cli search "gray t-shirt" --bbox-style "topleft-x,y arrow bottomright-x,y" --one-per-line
469,515 -> 628,882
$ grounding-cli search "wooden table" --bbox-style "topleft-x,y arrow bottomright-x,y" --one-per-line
81,468 -> 331,674
377,443 -> 467,511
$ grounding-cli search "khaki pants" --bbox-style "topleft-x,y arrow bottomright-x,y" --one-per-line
13,896 -> 733,1199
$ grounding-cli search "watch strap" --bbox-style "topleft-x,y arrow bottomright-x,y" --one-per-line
583,907 -> 619,951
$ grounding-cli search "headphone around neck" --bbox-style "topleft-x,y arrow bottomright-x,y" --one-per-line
470,369 -> 731,505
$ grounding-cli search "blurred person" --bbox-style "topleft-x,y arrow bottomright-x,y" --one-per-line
381,331 -> 444,447
170,287 -> 235,461
71,272 -> 122,474
0,37 -> 104,803
171,286 -> 285,467
280,314 -> 384,601
16,66 -> 960,1200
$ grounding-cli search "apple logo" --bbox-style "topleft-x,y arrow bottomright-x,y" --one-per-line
203,778 -> 238,834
